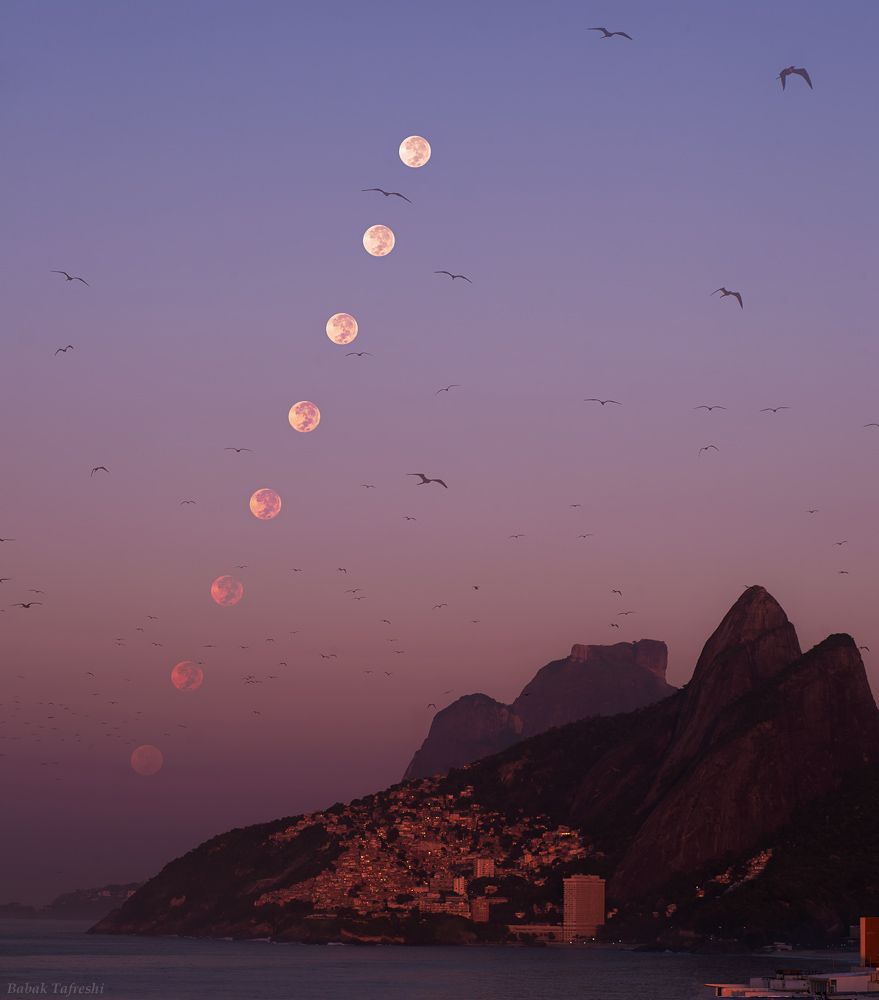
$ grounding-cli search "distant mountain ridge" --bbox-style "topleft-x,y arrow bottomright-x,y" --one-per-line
92,587 -> 879,947
405,638 -> 674,779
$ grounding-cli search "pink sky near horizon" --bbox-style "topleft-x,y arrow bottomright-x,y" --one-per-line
1,0 -> 878,904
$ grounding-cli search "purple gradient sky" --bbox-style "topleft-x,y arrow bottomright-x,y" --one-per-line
2,1 -> 878,904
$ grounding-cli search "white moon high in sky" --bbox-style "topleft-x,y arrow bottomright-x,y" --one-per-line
326,313 -> 358,344
362,225 -> 395,257
399,135 -> 431,168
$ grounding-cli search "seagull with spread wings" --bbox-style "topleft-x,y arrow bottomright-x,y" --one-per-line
408,473 -> 448,488
52,270 -> 89,285
778,66 -> 812,90
584,398 -> 621,406
589,27 -> 632,39
54,345 -> 74,355
434,271 -> 472,283
362,187 -> 411,203
712,287 -> 743,309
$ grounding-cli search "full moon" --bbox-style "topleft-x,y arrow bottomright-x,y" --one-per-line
249,488 -> 282,520
288,400 -> 321,432
362,225 -> 395,257
210,575 -> 244,606
326,312 -> 358,345
171,660 -> 204,692
399,135 -> 431,168
131,745 -> 164,776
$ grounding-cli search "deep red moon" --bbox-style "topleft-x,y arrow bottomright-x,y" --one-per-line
130,745 -> 164,776
170,660 -> 204,692
210,575 -> 244,607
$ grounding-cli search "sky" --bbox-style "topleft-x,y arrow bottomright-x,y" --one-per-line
1,0 -> 878,905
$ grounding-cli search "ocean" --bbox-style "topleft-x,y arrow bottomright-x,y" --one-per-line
0,919 -> 845,1000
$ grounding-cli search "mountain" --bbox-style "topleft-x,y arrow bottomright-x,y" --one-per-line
92,587 -> 879,947
404,638 -> 674,779
0,883 -> 142,921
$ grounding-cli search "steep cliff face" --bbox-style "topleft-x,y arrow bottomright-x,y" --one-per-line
404,639 -> 674,780
404,694 -> 523,780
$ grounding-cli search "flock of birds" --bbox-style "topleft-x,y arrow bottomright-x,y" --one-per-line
0,21 -> 871,803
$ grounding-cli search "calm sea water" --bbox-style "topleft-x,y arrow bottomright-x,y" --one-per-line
0,920 -> 844,1000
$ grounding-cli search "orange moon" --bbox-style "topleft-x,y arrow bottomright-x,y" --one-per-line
210,575 -> 244,606
362,225 -> 395,257
399,135 -> 431,168
326,312 -> 358,345
288,400 -> 321,432
249,488 -> 282,520
171,660 -> 204,692
131,745 -> 164,776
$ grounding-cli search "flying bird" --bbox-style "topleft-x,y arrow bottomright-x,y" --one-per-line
381,619 -> 392,624
711,287 -> 743,309
90,466 -> 109,477
345,588 -> 363,594
761,406 -> 790,413
435,385 -> 460,394
427,703 -> 437,710
432,603 -> 448,610
778,66 -> 812,90
699,445 -> 719,455
224,447 -> 252,453
179,499 -> 197,505
361,484 -> 376,489
11,602 -> 42,609
833,540 -> 848,546
589,27 -> 632,39
859,646 -> 870,653
577,533 -> 594,539
509,534 -> 525,539
54,345 -> 74,355
408,473 -> 448,488
346,352 -> 373,357
584,398 -> 621,406
0,539 -> 15,543
434,271 -> 472,283
618,611 -> 636,616
362,187 -> 411,203
611,589 -> 623,596
694,405 -> 726,412
609,623 -> 620,629
838,570 -> 850,575
51,270 -> 89,285
806,509 -> 819,514
864,423 -> 879,428
403,515 -> 417,521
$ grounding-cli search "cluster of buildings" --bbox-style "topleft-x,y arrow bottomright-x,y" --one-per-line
254,776 -> 606,941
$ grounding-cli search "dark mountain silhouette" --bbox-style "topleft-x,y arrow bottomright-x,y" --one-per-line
92,587 -> 879,946
405,639 -> 674,779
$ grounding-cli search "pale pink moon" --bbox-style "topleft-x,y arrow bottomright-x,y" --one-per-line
210,575 -> 244,606
326,312 -> 358,345
130,744 -> 164,776
288,400 -> 321,432
170,660 -> 204,692
399,135 -> 431,168
249,488 -> 282,520
362,225 -> 395,257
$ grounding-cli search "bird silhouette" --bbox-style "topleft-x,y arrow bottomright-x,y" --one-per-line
179,499 -> 197,505
589,27 -> 632,39
51,270 -> 89,285
806,509 -> 819,515
833,540 -> 848,546
432,603 -> 448,609
435,385 -> 460,394
224,447 -> 252,453
345,588 -> 363,594
434,271 -> 472,283
361,484 -> 376,488
0,539 -> 15,543
54,345 -> 74,355
509,534 -> 525,539
864,423 -> 879,428
712,287 -> 743,308
778,66 -> 812,90
403,515 -> 417,521
699,445 -> 719,455
694,405 -> 726,412
11,602 -> 42,609
618,611 -> 636,616
408,473 -> 448,488
609,623 -> 620,629
346,352 -> 373,357
612,589 -> 623,596
427,703 -> 437,710
577,533 -> 594,539
859,646 -> 870,653
90,466 -> 109,477
584,398 -> 621,406
362,187 -> 411,203
761,406 -> 790,413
